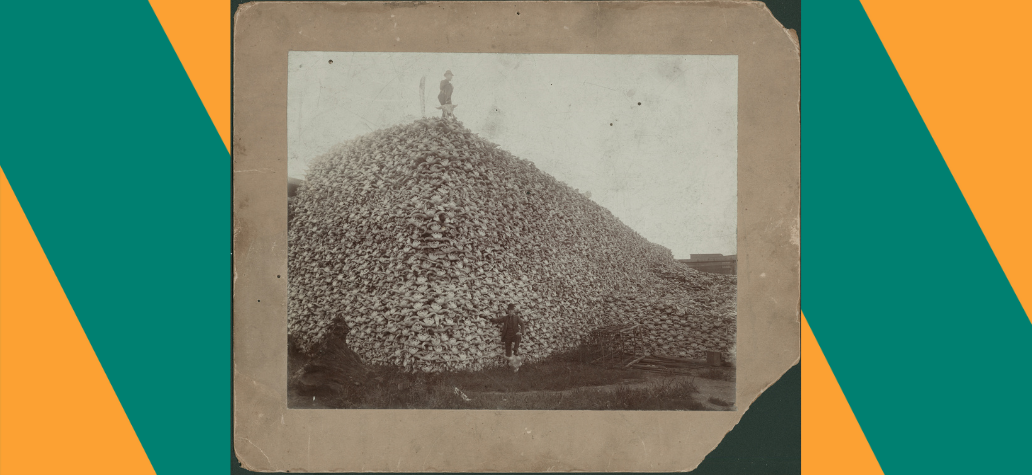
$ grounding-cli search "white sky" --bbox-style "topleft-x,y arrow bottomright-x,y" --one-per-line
288,52 -> 737,258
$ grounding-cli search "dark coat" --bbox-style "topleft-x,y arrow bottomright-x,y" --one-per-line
438,80 -> 453,105
489,310 -> 524,342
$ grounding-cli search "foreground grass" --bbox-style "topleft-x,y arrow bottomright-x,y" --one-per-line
697,366 -> 736,382
468,377 -> 705,410
294,369 -> 703,410
290,348 -> 718,410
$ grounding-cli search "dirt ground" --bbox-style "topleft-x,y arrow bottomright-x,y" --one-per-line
290,356 -> 735,411
465,369 -> 735,410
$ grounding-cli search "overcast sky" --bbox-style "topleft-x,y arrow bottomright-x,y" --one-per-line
288,52 -> 737,259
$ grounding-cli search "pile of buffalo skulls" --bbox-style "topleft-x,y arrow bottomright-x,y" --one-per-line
288,118 -> 737,372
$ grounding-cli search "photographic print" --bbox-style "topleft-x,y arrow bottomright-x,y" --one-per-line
233,2 -> 798,470
285,52 -> 738,410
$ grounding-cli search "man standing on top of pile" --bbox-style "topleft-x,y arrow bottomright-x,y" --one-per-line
438,70 -> 457,118
484,303 -> 524,370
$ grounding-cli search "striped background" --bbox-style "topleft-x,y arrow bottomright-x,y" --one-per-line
1,1 -> 1028,473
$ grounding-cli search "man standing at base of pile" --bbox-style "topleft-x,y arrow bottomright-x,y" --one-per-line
438,70 -> 456,118
485,304 -> 524,365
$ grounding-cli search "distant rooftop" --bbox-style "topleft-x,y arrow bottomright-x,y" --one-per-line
676,254 -> 737,275
679,254 -> 737,262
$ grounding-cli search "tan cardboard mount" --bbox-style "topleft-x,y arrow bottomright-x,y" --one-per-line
233,1 -> 799,472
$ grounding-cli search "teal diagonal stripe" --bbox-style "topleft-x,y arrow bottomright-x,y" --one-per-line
1,1 -> 228,474
804,0 -> 1032,472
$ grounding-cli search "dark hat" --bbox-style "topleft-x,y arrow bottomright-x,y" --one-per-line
444,70 -> 454,77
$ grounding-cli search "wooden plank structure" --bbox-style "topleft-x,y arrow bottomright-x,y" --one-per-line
623,354 -> 705,374
582,323 -> 725,374
706,350 -> 723,367
583,323 -> 646,365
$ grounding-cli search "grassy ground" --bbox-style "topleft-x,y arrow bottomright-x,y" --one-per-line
289,348 -> 735,410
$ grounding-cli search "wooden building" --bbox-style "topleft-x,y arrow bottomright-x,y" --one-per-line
676,254 -> 737,275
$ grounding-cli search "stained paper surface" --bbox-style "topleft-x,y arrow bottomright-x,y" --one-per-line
233,1 -> 799,471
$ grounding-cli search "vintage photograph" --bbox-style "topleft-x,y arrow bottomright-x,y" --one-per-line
285,52 -> 738,410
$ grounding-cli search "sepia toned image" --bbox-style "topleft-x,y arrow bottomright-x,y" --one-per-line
286,52 -> 739,410
233,2 -> 798,470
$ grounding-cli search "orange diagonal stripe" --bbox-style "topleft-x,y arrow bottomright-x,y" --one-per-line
802,313 -> 884,474
861,0 -> 1032,321
0,167 -> 156,475
149,0 -> 230,152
